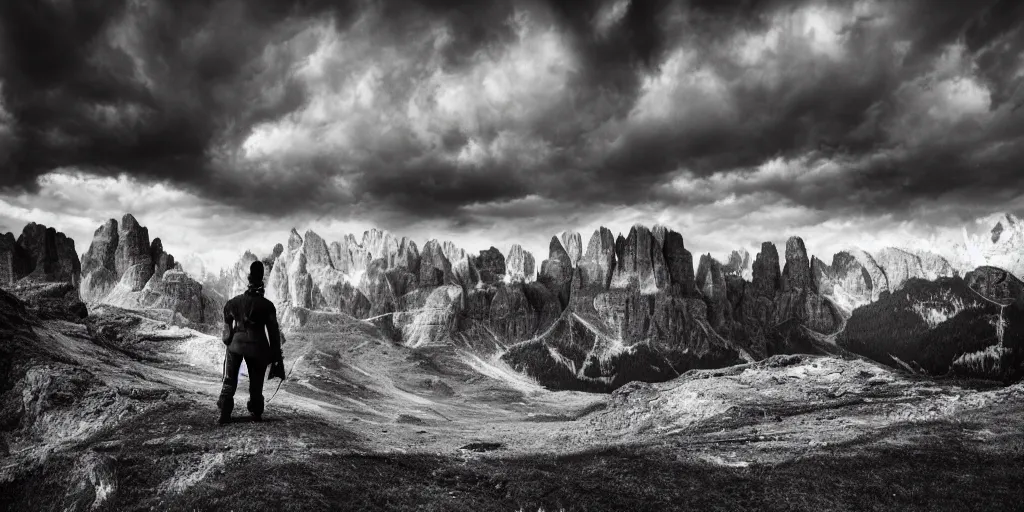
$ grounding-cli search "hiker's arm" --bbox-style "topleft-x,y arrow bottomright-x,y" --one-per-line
267,305 -> 283,362
222,303 -> 233,346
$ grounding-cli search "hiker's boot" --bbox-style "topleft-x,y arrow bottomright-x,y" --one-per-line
218,397 -> 233,425
247,398 -> 263,422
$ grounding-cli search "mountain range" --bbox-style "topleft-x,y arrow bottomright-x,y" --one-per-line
3,211 -> 1020,391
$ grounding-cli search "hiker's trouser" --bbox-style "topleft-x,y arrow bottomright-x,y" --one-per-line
218,349 -> 269,416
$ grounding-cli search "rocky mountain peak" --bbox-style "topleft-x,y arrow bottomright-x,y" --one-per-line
287,229 -> 304,254
782,236 -> 814,292
752,242 -> 781,298
559,231 -> 582,267
303,229 -> 333,269
506,244 -> 535,283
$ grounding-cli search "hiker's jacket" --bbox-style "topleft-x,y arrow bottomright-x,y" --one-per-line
223,291 -> 282,363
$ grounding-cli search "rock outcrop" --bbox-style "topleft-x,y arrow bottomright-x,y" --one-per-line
610,225 -> 668,292
782,237 -> 814,292
952,213 -> 1024,280
0,222 -> 86,321
559,231 -> 583,267
539,237 -> 574,307
506,244 -> 535,283
965,266 -> 1024,305
723,249 -> 751,278
696,254 -> 728,328
441,241 -> 466,264
751,242 -> 781,299
872,247 -> 955,293
113,214 -> 153,291
419,240 -> 452,288
502,224 -> 745,392
475,247 -> 506,285
662,230 -> 695,296
15,223 -> 81,284
812,251 -> 875,314
0,223 -> 81,286
79,214 -> 221,330
578,228 -> 616,289
303,230 -> 334,269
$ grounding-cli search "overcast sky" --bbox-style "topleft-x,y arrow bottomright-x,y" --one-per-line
1,0 -> 1022,272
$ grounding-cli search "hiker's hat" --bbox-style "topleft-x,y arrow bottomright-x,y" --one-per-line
248,260 -> 265,284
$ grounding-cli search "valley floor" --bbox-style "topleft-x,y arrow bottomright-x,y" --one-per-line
2,308 -> 1023,511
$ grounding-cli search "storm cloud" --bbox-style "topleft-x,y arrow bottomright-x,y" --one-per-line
0,0 -> 1023,257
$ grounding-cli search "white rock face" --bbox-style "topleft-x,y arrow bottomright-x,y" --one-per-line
952,213 -> 1024,280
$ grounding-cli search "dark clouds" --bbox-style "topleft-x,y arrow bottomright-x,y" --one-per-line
0,0 -> 1022,230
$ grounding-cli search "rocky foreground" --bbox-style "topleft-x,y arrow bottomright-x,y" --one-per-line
1,287 -> 1023,511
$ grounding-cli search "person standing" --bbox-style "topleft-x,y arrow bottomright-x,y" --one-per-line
218,261 -> 283,424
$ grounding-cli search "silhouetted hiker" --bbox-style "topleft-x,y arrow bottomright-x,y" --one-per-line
218,261 -> 284,424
